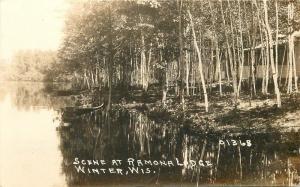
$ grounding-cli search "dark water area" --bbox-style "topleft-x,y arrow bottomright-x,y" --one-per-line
58,108 -> 300,186
1,82 -> 300,187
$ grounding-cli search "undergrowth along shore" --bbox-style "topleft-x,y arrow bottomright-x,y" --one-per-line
55,84 -> 300,134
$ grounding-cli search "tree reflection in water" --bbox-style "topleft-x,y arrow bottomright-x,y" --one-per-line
0,82 -> 75,110
57,108 -> 300,186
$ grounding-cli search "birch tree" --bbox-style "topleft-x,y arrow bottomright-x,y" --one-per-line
263,0 -> 281,107
187,9 -> 209,112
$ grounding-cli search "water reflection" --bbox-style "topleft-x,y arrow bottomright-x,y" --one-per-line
1,81 -> 299,186
0,82 -> 74,111
57,108 -> 300,186
0,82 -> 68,187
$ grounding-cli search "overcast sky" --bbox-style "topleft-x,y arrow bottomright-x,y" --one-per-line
0,0 -> 70,61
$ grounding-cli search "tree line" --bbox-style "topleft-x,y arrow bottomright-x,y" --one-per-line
1,50 -> 64,82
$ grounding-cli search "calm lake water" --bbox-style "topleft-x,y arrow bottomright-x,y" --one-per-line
0,82 -> 299,187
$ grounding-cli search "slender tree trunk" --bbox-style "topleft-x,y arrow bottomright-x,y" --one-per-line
292,40 -> 298,92
178,0 -> 185,108
250,2 -> 257,96
237,0 -> 245,96
275,0 -> 279,75
162,68 -> 168,106
90,70 -> 95,87
263,0 -> 281,107
238,145 -> 243,180
263,29 -> 270,94
221,0 -> 238,105
216,45 -> 222,96
210,46 -> 214,93
250,48 -> 257,95
107,4 -> 114,111
84,69 -> 90,89
141,32 -> 147,90
228,0 -> 238,103
225,51 -> 230,82
160,49 -> 168,106
188,9 -> 209,112
209,1 -> 222,96
287,0 -> 298,93
186,50 -> 190,96
147,42 -> 152,89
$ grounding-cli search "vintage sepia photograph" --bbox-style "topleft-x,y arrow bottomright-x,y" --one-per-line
0,0 -> 300,186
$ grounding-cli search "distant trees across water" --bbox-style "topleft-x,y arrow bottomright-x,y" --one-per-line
3,50 -> 67,82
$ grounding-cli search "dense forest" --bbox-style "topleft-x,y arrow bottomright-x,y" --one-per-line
57,0 -> 300,113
